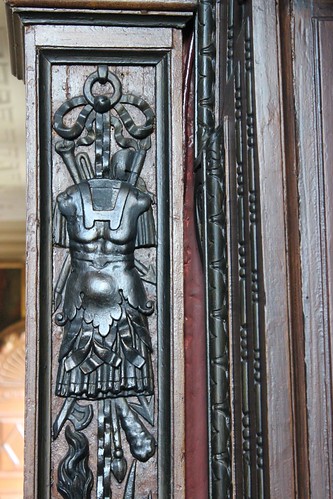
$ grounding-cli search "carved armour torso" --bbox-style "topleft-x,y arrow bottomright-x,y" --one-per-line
56,178 -> 154,399
60,178 -> 150,249
52,67 -> 157,496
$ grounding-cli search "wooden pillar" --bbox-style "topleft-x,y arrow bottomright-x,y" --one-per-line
5,2 -> 197,497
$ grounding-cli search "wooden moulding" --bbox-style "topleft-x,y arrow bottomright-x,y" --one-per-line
293,2 -> 333,497
5,0 -> 197,80
251,0 -> 297,496
5,0 -> 197,9
5,3 -> 193,497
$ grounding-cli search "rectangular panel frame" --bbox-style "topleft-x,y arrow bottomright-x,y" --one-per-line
24,24 -> 184,498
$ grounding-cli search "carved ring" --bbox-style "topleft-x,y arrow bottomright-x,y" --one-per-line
83,68 -> 122,112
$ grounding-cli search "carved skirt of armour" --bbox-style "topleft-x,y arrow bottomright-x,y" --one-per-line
55,257 -> 154,399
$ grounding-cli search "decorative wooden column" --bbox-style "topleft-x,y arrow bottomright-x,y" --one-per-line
9,2 -> 314,498
5,1 -> 196,497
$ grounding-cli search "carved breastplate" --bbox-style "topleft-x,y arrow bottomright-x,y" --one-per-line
78,179 -> 130,230
58,179 -> 149,247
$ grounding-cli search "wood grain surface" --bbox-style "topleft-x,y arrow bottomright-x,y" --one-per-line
5,0 -> 197,12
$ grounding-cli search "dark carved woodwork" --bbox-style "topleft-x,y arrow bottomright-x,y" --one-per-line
8,1 -> 333,498
196,0 -> 216,153
234,58 -> 252,496
196,0 -> 268,497
5,3 -> 194,82
15,14 -> 184,492
232,17 -> 266,496
244,18 -> 265,494
6,0 -> 196,8
196,1 -> 231,498
227,0 -> 234,79
221,1 -> 333,496
51,66 -> 157,498
58,425 -> 94,499
8,1 -> 188,488
226,3 -> 268,497
204,127 -> 231,497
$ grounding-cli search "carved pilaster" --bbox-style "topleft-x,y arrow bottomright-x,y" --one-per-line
227,0 -> 234,79
197,0 -> 216,153
5,3 -> 192,497
196,1 -> 232,498
230,8 -> 267,498
206,128 -> 231,498
244,17 -> 265,495
234,59 -> 252,497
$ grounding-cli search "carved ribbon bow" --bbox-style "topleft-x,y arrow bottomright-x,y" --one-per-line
54,65 -> 155,177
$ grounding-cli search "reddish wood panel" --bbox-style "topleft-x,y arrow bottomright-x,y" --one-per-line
183,29 -> 208,499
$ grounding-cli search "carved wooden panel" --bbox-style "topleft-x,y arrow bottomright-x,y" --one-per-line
196,1 -> 269,497
50,63 -> 158,499
225,10 -> 268,498
13,12 -> 188,497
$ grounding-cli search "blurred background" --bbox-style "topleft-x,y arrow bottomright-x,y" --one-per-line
0,2 -> 26,498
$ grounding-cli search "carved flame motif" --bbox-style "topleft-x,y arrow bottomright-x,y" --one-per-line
53,66 -> 156,499
58,425 -> 94,499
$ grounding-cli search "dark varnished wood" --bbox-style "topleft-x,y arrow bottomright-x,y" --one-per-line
220,3 -> 270,497
6,0 -> 197,11
196,2 -> 232,497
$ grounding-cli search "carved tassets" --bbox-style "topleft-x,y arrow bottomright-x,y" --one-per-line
52,66 -> 156,498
